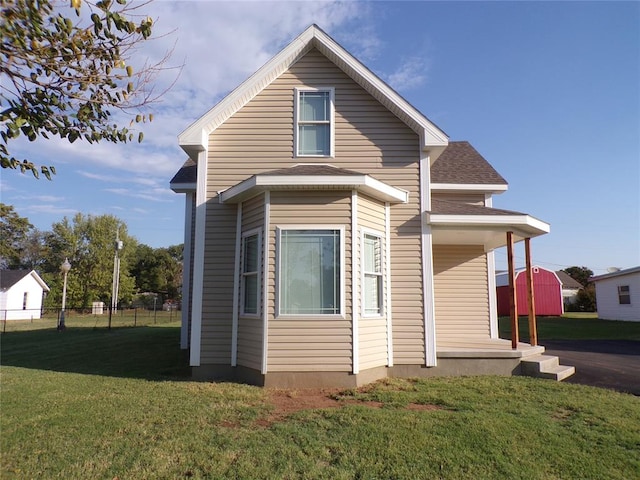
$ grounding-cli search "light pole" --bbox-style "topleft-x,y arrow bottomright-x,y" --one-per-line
108,227 -> 123,330
58,258 -> 71,331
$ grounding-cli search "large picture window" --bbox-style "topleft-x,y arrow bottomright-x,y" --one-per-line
362,233 -> 383,316
279,229 -> 342,315
296,88 -> 333,157
241,232 -> 260,315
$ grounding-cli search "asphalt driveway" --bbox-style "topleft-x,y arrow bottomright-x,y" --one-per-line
542,340 -> 640,396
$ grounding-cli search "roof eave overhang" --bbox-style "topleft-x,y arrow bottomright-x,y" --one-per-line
30,271 -> 50,292
430,183 -> 509,194
178,25 -> 448,160
170,182 -> 196,193
220,174 -> 409,204
428,213 -> 550,250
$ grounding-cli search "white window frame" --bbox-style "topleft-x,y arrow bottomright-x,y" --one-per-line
618,285 -> 631,305
276,225 -> 345,318
240,229 -> 261,317
294,87 -> 335,158
361,229 -> 384,317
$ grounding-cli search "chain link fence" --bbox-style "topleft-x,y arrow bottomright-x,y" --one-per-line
1,306 -> 181,333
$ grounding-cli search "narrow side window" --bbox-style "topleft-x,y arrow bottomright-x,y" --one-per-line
241,233 -> 260,315
363,233 -> 383,316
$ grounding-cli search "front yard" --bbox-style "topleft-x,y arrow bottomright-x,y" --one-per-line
1,320 -> 639,479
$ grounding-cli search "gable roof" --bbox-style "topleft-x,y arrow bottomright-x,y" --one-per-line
178,24 -> 448,160
430,141 -> 508,193
555,271 -> 583,289
0,270 -> 50,292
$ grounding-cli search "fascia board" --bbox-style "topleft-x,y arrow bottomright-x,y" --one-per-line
428,214 -> 550,235
29,271 -> 50,292
170,182 -> 196,193
590,266 -> 640,282
220,174 -> 408,204
430,183 -> 508,194
178,28 -> 315,155
313,28 -> 448,149
179,24 -> 448,158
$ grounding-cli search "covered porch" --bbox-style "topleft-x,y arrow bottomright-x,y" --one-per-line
427,199 -> 550,352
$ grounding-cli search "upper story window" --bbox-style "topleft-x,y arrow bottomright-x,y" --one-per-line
618,285 -> 631,305
295,88 -> 334,157
278,228 -> 343,316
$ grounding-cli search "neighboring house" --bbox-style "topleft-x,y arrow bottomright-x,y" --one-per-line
496,266 -> 563,316
170,25 -> 571,387
590,267 -> 640,321
0,270 -> 50,321
555,270 -> 583,308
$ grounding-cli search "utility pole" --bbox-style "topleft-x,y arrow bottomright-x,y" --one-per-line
108,226 -> 123,330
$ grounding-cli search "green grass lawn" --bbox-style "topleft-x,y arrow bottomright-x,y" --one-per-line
2,322 -> 639,479
499,313 -> 640,342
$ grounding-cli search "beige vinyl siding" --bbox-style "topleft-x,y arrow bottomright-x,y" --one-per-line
357,194 -> 388,370
241,193 -> 265,232
201,47 -> 423,367
432,193 -> 486,205
358,195 -> 386,231
432,245 -> 490,342
267,191 -> 352,372
236,194 -> 265,370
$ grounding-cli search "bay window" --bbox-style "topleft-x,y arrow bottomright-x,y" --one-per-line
278,228 -> 342,315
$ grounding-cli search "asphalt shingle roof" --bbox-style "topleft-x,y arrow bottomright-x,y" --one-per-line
169,159 -> 197,185
0,270 -> 30,290
431,141 -> 507,185
430,198 -> 526,216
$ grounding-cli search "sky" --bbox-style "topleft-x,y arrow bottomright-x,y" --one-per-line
2,1 -> 639,275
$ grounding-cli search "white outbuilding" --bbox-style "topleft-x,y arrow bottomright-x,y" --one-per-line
590,267 -> 640,321
0,270 -> 50,321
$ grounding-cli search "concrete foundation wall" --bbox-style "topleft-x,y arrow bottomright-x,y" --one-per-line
192,358 -> 525,388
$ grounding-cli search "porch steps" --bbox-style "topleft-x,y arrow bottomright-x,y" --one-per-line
520,355 -> 575,381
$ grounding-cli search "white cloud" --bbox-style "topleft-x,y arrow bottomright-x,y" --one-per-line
384,56 -> 429,92
104,187 -> 174,202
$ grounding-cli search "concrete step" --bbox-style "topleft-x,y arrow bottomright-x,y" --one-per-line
521,355 -> 575,381
537,364 -> 576,382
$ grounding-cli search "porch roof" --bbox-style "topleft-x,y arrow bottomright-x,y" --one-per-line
218,164 -> 409,204
427,199 -> 550,250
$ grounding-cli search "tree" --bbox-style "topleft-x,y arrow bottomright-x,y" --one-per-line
1,0 -> 176,179
42,213 -> 136,308
0,202 -> 33,268
131,243 -> 182,302
17,227 -> 48,270
561,266 -> 594,287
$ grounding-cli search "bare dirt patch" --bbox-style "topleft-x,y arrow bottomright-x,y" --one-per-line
255,388 -> 439,427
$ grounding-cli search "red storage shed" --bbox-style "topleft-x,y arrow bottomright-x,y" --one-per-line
496,266 -> 564,316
